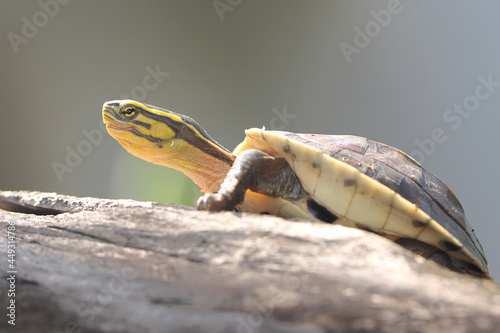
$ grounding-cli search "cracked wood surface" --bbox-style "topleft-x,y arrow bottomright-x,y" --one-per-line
0,190 -> 499,333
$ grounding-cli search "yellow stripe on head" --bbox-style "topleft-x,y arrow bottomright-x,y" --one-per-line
102,99 -> 235,193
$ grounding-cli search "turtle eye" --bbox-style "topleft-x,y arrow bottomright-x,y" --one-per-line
121,106 -> 138,119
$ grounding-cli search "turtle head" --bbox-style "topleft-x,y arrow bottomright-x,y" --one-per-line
103,100 -> 234,193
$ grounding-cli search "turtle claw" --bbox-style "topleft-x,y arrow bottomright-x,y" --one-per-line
196,193 -> 235,212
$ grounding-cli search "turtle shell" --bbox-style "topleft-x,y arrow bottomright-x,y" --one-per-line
239,128 -> 488,276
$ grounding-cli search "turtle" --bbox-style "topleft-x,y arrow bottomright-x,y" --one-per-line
102,99 -> 489,278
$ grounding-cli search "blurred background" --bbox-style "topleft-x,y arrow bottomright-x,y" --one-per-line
1,1 -> 499,280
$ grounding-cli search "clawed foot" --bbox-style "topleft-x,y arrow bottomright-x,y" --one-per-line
196,193 -> 236,211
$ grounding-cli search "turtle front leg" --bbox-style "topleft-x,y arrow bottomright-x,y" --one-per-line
197,149 -> 306,211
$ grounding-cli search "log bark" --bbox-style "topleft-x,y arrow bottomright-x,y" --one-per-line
0,190 -> 499,333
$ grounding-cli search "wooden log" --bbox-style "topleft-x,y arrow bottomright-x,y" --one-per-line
0,191 -> 499,333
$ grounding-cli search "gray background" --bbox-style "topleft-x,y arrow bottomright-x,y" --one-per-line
1,1 -> 499,280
